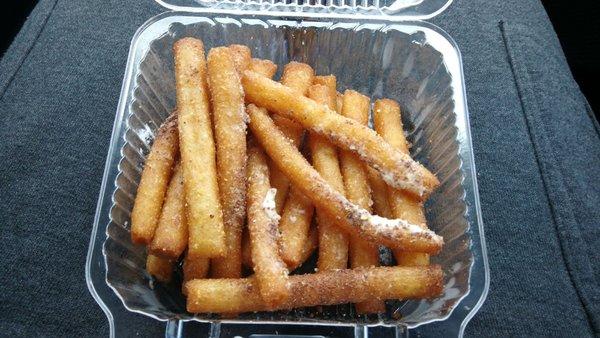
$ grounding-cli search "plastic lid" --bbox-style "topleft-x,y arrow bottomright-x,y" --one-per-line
154,0 -> 453,20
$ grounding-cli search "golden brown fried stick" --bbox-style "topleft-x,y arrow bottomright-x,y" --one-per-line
243,225 -> 318,271
336,92 -> 343,114
373,99 -> 409,153
269,116 -> 304,213
131,114 -> 179,245
242,70 -> 439,199
228,44 -> 251,73
271,115 -> 305,147
207,47 -> 247,278
247,58 -> 277,78
246,144 -> 290,306
287,225 -> 318,271
174,38 -> 225,258
247,105 -> 443,254
368,167 -> 394,218
339,90 -> 384,313
186,265 -> 443,313
149,163 -> 187,259
339,91 -> 373,211
278,188 -> 314,267
313,75 -> 336,88
270,62 -> 315,213
242,57 -> 280,262
270,63 -> 316,267
373,99 -> 430,266
146,254 -> 173,283
307,82 -> 348,272
280,62 -> 315,95
183,253 -> 210,295
183,253 -> 210,283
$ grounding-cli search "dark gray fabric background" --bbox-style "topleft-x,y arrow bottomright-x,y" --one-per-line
0,0 -> 598,336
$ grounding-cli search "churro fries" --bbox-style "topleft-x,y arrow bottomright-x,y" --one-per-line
340,90 -> 385,313
131,113 -> 178,245
373,99 -> 431,267
247,104 -> 443,254
148,163 -> 187,259
131,39 -> 445,317
271,63 -> 316,268
207,46 -> 247,278
307,82 -> 349,272
270,62 -> 314,212
174,38 -> 226,258
186,265 -> 443,313
146,254 -> 174,283
247,58 -> 277,78
227,44 -> 251,73
246,144 -> 290,306
242,70 -> 439,199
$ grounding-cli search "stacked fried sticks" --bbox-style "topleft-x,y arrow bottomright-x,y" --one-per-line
130,37 -> 444,315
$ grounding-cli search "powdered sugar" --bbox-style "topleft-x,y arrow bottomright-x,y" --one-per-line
262,188 -> 281,223
318,127 -> 425,197
347,203 -> 442,244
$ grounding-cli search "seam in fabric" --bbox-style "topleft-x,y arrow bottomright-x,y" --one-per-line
500,20 -> 599,335
0,0 -> 59,100
582,97 -> 600,139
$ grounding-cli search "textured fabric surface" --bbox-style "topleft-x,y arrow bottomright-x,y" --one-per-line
0,0 -> 598,337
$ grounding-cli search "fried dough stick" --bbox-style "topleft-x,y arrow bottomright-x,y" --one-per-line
131,114 -> 179,245
228,44 -> 251,73
339,90 -> 384,313
149,163 -> 187,259
278,188 -> 315,267
245,64 -> 314,268
247,105 -> 443,254
288,225 -> 318,271
242,71 -> 439,199
280,62 -> 314,96
146,254 -> 174,283
368,168 -> 394,218
207,47 -> 247,278
273,63 -> 317,267
247,58 -> 278,78
183,253 -> 210,282
174,38 -> 225,258
186,265 -> 443,313
270,62 -> 315,213
225,52 -> 280,275
373,99 -> 430,266
242,225 -> 318,271
246,144 -> 290,306
313,75 -> 336,88
307,81 -> 349,272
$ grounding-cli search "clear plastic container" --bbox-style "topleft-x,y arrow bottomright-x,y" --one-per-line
86,1 -> 490,337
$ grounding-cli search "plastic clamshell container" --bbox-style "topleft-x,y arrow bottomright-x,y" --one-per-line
86,1 -> 490,337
